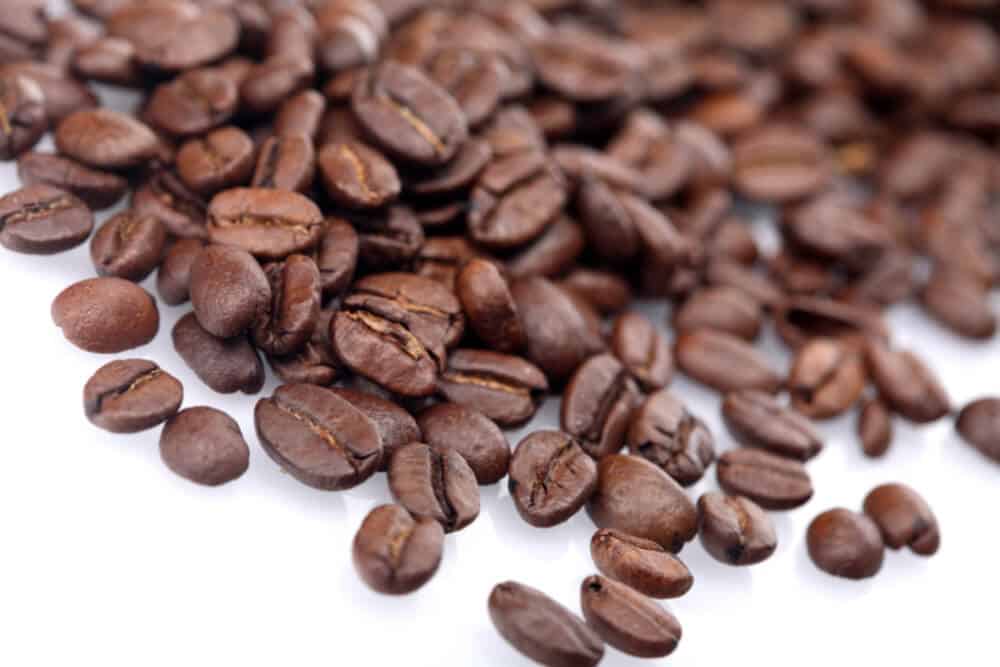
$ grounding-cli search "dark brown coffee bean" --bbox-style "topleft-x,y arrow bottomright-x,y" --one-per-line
863,483 -> 940,556
575,176 -> 640,263
52,277 -> 158,353
675,329 -> 783,395
17,151 -> 127,210
921,266 -> 997,340
722,390 -> 823,462
788,338 -> 867,419
426,47 -> 502,128
1,62 -> 98,125
508,430 -> 598,528
732,124 -> 831,203
240,56 -> 315,116
627,390 -> 714,487
785,195 -> 894,272
176,126 -> 255,197
317,140 -> 400,209
90,211 -> 166,283
504,215 -> 584,281
716,448 -> 814,510
561,269 -> 632,316
589,529 -> 693,599
561,354 -> 640,460
0,72 -> 46,160
609,312 -> 672,391
255,383 -> 382,490
580,575 -> 681,659
159,407 -> 249,486
156,239 -> 204,306
673,287 -> 763,341
326,387 -> 419,471
456,258 -> 525,354
706,260 -> 785,310
84,359 -> 182,434
388,442 -> 479,532
132,170 -> 208,240
248,133 -> 315,194
956,398 -> 1000,463
207,187 -> 324,260
418,403 -> 509,486
532,30 -> 636,103
774,296 -> 889,349
807,508 -> 885,580
354,205 -> 425,272
413,235 -> 477,290
437,348 -> 548,427
865,340 -> 950,424
274,89 -> 325,139
410,138 -> 492,197
189,244 -> 271,339
858,396 -> 893,458
0,184 -> 93,254
268,304 -> 340,383
55,109 -> 158,170
608,109 -> 693,201
252,254 -> 321,356
698,492 -> 777,566
353,504 -> 444,596
144,68 -> 238,137
172,313 -> 264,395
71,36 -> 142,87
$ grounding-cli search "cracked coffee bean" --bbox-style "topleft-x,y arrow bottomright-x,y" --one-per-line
159,407 -> 250,487
353,504 -> 444,596
387,442 -> 479,533
561,354 -> 640,460
787,338 -> 866,419
508,430 -> 598,528
17,151 -> 127,210
627,390 -> 715,487
251,254 -> 321,356
252,133 -> 316,194
83,359 -> 182,434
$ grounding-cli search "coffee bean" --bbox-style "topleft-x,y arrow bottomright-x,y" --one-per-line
673,286 -> 763,340
83,359 -> 182,434
354,205 -> 425,272
353,504 -> 444,596
627,390 -> 715,487
504,216 -> 585,281
309,220 -> 356,301
589,528 -> 693,599
241,56 -> 316,116
561,354 -> 640,459
328,387 -> 420,472
733,124 -> 831,203
52,277 -> 158,353
418,403 -> 509,485
172,313 -> 264,395
132,170 -> 208,240
90,211 -> 167,282
269,308 -> 341,386
865,340 -> 950,424
426,47 -> 502,128
921,266 -> 997,340
807,508 -> 885,580
159,407 -> 250,487
0,2 -> 45,62
251,133 -> 316,193
274,90 -> 326,140
0,184 -> 93,254
675,329 -> 783,395
255,383 -> 382,490
176,127 -> 256,197
0,72 -> 47,160
1,62 -> 98,125
252,254 -> 321,356
575,176 -> 641,263
143,67 -> 239,137
207,187 -> 325,260
956,398 -> 1000,463
706,259 -> 785,311
508,430 -> 598,527
863,483 -> 940,556
774,296 -> 889,349
785,195 -> 894,271
318,141 -> 400,209
716,448 -> 814,510
608,110 -> 692,200
455,258 -> 524,353
857,396 -> 893,458
156,238 -> 204,306
607,312 -> 672,391
580,575 -> 681,659
387,442 -> 479,532
697,492 -> 777,566
189,244 -> 271,339
532,29 -> 636,103
17,151 -> 127,210
410,137 -> 492,197
71,36 -> 142,87
561,269 -> 633,316
488,581 -> 605,667
436,348 -> 548,427
722,390 -> 824,461
55,109 -> 158,170
788,338 -> 867,419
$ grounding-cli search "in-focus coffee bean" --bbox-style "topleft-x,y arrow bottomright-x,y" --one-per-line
52,277 -> 159,353
159,407 -> 250,486
436,349 -> 548,427
722,390 -> 824,461
610,311 -> 673,391
627,390 -> 714,487
508,430 -> 598,528
697,492 -> 777,566
589,529 -> 693,599
90,211 -> 167,282
0,184 -> 93,254
172,313 -> 264,395
84,359 -> 182,434
189,244 -> 272,339
353,504 -> 444,595
387,442 -> 479,533
418,403 -> 510,485
17,151 -> 127,210
580,574 -> 682,659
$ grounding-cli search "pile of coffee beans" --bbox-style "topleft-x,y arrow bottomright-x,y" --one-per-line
2,0 -> 999,663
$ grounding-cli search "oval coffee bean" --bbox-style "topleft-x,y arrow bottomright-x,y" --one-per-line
52,277 -> 158,353
488,581 -> 605,667
562,269 -> 633,316
172,313 -> 264,395
788,338 -> 866,419
156,238 -> 204,306
865,340 -> 950,424
437,349 -> 548,427
722,390 -> 823,461
921,266 -> 997,340
418,403 -> 510,485
698,492 -> 777,566
675,329 -> 783,395
610,311 -> 673,391
207,188 -> 325,260
504,216 -> 585,281
144,68 -> 238,138
0,184 -> 93,254
673,286 -> 763,340
956,398 -> 1000,463
251,133 -> 316,194
0,73 -> 47,160
627,390 -> 715,487
159,407 -> 250,486
251,254 -> 321,356
190,245 -> 271,339
316,219 -> 360,300
353,504 -> 445,596
176,126 -> 256,197
83,359 -> 183,434
587,454 -> 698,552
456,258 -> 525,354
318,141 -> 400,209
17,151 -> 128,210
774,296 -> 889,349
329,387 -> 421,473
863,483 -> 940,556
90,211 -> 167,282
255,384 -> 382,491
716,448 -> 813,510
580,575 -> 682,659
807,508 -> 885,580
858,396 -> 893,458
132,170 -> 209,240
732,124 -> 830,203
508,431 -> 598,528
590,529 -> 693,599
387,442 -> 479,533
561,354 -> 640,459
55,109 -> 158,170
268,309 -> 341,386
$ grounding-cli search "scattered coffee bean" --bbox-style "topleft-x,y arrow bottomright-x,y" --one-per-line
353,504 -> 444,596
865,340 -> 950,424
508,430 -> 598,528
561,354 -> 640,460
388,442 -> 479,533
698,492 -> 777,566
610,311 -> 673,391
52,277 -> 158,353
722,390 -> 823,461
144,68 -> 238,137
0,184 -> 93,254
627,390 -> 714,487
17,151 -> 127,210
561,269 -> 633,316
716,448 -> 814,510
589,529 -> 693,599
807,508 -> 885,580
132,170 -> 209,240
863,483 -> 940,556
956,398 -> 1000,463
788,338 -> 866,419
858,396 -> 893,458
921,266 -> 997,340
418,403 -> 510,485
673,286 -> 763,340
159,407 -> 250,486
675,329 -> 783,395
83,359 -> 182,434
580,574 -> 682,659
436,348 -> 548,427
773,296 -> 889,349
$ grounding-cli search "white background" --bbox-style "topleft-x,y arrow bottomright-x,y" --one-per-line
3,5 -> 1000,665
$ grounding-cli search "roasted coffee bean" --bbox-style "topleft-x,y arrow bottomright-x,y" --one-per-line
45,15 -> 100,71
788,338 -> 866,419
785,196 -> 893,272
387,442 -> 479,532
410,138 -> 492,197
580,575 -> 682,659
489,581 -> 604,667
716,448 -> 813,510
318,141 -> 400,209
858,396 -> 893,458
52,277 -> 158,353
722,390 -> 823,461
412,236 -> 476,290
144,68 -> 239,137
208,187 -> 324,260
251,133 -> 316,193
132,170 -> 208,240
90,211 -> 167,282
698,492 -> 777,566
159,407 -> 250,487
354,205 -> 425,271
508,430 -> 598,528
55,109 -> 158,170
176,126 -> 256,197
504,216 -> 585,281
673,287 -> 762,341
706,260 -> 785,311
587,454 -> 698,552
353,504 -> 444,596
418,403 -> 509,485
589,528 -> 693,599
156,239 -> 204,306
609,312 -> 672,391
315,218 -> 359,299
807,508 -> 885,580
576,176 -> 640,263
437,348 -> 548,427
0,2 -> 46,62
921,266 -> 997,340
956,398 -> 1000,464
274,90 -> 325,140
456,258 -> 524,353
0,72 -> 47,160
863,483 -> 940,556
562,354 -> 640,459
865,340 -> 950,424
83,359 -> 182,434
561,269 -> 632,316
627,390 -> 714,487
255,383 -> 382,490
675,329 -> 783,395
72,36 -> 142,87
269,304 -> 341,384
774,296 -> 889,349
17,151 -> 127,210
732,124 -> 831,203
532,29 -> 636,103
172,313 -> 264,395
0,184 -> 93,254
1,62 -> 98,125
328,386 -> 420,471
241,56 -> 315,116
426,47 -> 502,128
189,244 -> 271,339
252,254 -> 321,356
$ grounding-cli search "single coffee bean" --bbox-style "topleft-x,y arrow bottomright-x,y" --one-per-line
252,254 -> 321,356
706,259 -> 785,311
387,442 -> 479,532
318,140 -> 400,209
17,151 -> 127,210
52,277 -> 158,353
722,390 -> 824,461
456,258 -> 525,353
488,581 -> 605,667
561,269 -> 633,316
732,124 -> 831,203
353,205 -> 425,272
329,387 -> 421,472
575,176 -> 641,263
921,266 -> 997,340
865,340 -> 950,424
0,72 -> 47,160
436,348 -> 548,427
589,529 -> 693,599
269,308 -> 341,386
784,195 -> 894,272
208,187 -> 325,260
353,504 -> 444,595
0,184 -> 93,254
561,354 -> 640,459
55,109 -> 158,170
176,126 -> 256,197
144,68 -> 239,137
72,36 -> 142,87
716,448 -> 814,510
673,286 -> 763,340
788,338 -> 867,419
159,407 -> 250,486
251,133 -> 316,193
580,575 -> 681,659
609,311 -> 673,391
132,170 -> 209,240
274,90 -> 326,140
807,508 -> 885,580
956,398 -> 1000,463
189,244 -> 271,339
156,238 -> 204,306
426,46 -> 502,128
857,396 -> 893,458
1,62 -> 98,125
774,296 -> 889,349
90,211 -> 167,282
172,313 -> 264,395
418,403 -> 510,485
698,492 -> 777,566
410,137 -> 492,197
315,218 -> 360,299
587,454 -> 698,552
863,483 -> 940,556
508,430 -> 598,527
675,329 -> 783,395
255,383 -> 382,490
83,359 -> 183,434
504,216 -> 585,281
627,390 -> 715,487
